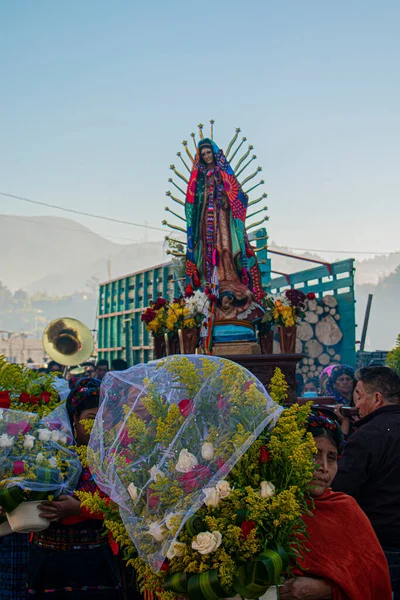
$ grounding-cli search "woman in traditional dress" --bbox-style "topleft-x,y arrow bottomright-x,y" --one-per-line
280,411 -> 391,600
324,364 -> 356,406
27,378 -> 121,599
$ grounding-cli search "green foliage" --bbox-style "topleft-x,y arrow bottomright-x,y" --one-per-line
386,334 -> 400,376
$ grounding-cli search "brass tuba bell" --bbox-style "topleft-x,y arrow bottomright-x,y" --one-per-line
43,317 -> 94,367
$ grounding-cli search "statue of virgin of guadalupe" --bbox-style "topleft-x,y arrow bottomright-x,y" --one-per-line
185,137 -> 265,339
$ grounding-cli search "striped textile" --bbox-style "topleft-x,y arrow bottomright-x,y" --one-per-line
0,533 -> 29,599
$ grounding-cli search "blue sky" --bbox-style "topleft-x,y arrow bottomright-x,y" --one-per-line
1,1 -> 399,256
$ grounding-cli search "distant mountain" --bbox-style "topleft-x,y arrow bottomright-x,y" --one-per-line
1,215 -> 399,351
0,214 -> 166,294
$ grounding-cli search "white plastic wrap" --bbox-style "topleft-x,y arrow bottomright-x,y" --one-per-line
88,355 -> 282,570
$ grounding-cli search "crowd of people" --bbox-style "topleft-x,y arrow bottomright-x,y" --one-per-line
1,361 -> 400,599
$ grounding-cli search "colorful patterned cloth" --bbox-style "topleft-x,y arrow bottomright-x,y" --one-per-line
0,533 -> 29,599
66,377 -> 101,424
185,138 -> 263,302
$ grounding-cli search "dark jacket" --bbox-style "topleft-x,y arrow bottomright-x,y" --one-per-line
333,404 -> 400,547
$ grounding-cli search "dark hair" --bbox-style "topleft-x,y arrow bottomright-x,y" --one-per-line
96,359 -> 109,369
356,366 -> 400,405
48,360 -> 62,371
111,358 -> 128,371
82,361 -> 95,368
307,410 -> 344,452
331,365 -> 355,384
66,377 -> 101,424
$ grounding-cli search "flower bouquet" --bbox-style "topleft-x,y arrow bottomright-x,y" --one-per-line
0,355 -> 68,417
141,298 -> 170,359
83,356 -> 316,600
142,290 -> 212,356
268,290 -> 310,353
0,406 -> 81,533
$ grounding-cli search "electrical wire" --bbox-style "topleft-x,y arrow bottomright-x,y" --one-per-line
1,191 -> 398,256
0,191 -> 166,232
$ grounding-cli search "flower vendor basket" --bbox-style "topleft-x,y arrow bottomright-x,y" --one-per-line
7,501 -> 50,534
278,326 -> 297,354
153,335 -> 166,359
259,331 -> 274,354
178,328 -> 200,354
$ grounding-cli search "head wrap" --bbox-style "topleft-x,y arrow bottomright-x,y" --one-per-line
324,364 -> 355,405
66,376 -> 101,424
307,410 -> 344,452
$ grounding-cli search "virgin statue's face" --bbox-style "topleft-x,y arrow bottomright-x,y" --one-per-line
200,147 -> 214,166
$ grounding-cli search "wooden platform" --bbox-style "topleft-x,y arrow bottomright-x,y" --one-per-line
218,353 -> 303,404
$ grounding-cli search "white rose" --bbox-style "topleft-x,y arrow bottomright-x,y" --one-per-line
50,430 -> 60,442
128,483 -> 138,501
201,442 -> 214,461
175,449 -> 198,473
49,457 -> 58,468
58,433 -> 68,445
203,487 -> 220,508
260,481 -> 275,499
166,541 -> 186,560
215,480 -> 231,499
23,434 -> 35,449
147,522 -> 168,542
36,453 -> 45,463
0,434 -> 12,448
38,429 -> 52,442
149,466 -> 163,481
192,531 -> 222,555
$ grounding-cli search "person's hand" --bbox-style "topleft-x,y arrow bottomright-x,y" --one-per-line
333,404 -> 350,435
280,577 -> 332,599
38,495 -> 81,521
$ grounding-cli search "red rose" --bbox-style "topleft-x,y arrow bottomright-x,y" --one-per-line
178,465 -> 211,493
244,381 -> 253,391
0,391 -> 10,409
40,391 -> 51,404
185,284 -> 194,298
204,287 -> 211,295
259,446 -> 271,464
30,396 -> 40,405
19,392 -> 30,404
307,292 -> 316,300
208,294 -> 217,303
154,297 -> 167,310
13,461 -> 25,475
160,561 -> 169,572
240,520 -> 256,539
178,398 -> 194,418
120,431 -> 134,447
147,489 -> 159,509
141,308 -> 157,323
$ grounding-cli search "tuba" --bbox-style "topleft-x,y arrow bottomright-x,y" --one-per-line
43,317 -> 94,367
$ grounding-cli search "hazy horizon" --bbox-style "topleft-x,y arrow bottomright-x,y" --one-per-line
1,1 -> 400,259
